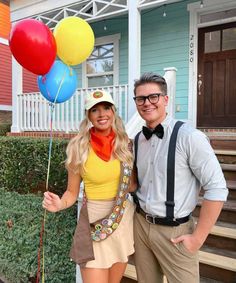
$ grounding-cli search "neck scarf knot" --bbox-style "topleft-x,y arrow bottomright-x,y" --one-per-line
90,127 -> 116,161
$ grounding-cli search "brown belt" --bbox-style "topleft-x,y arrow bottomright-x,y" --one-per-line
138,208 -> 191,226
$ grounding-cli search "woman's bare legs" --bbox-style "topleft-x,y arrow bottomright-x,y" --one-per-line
81,262 -> 127,283
109,262 -> 127,283
81,268 -> 109,283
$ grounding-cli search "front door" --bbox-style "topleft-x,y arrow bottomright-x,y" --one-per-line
197,22 -> 236,128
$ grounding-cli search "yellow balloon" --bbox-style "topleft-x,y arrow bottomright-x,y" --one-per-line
54,16 -> 95,66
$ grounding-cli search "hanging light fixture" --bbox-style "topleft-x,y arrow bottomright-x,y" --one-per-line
103,20 -> 107,31
200,0 -> 204,8
163,4 -> 167,17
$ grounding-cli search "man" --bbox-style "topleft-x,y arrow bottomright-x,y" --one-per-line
132,72 -> 228,283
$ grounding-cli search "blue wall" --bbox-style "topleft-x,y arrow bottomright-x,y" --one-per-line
77,0 -> 194,120
91,15 -> 129,86
141,1 -> 191,119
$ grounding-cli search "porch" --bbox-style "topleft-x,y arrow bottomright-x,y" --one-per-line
9,67 -> 177,138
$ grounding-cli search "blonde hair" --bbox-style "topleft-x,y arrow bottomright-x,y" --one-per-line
65,105 -> 133,174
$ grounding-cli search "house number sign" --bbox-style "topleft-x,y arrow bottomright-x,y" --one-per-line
189,34 -> 194,63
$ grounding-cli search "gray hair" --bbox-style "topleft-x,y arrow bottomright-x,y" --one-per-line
134,72 -> 167,96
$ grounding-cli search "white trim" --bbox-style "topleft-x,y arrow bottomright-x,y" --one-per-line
11,0 -> 82,21
0,38 -> 9,45
187,0 -> 236,128
128,0 -> 140,120
0,105 -> 12,111
198,16 -> 236,28
164,67 -> 177,119
11,0 -> 128,23
11,57 -> 22,133
82,33 -> 121,88
138,0 -> 180,10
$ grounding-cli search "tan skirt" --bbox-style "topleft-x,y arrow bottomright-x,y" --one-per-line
85,199 -> 135,269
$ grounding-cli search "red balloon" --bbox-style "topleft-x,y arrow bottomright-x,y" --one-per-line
9,19 -> 56,75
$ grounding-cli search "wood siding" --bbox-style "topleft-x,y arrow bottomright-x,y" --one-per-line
0,2 -> 10,39
141,1 -> 190,120
91,1 -> 191,120
23,69 -> 39,93
0,43 -> 12,105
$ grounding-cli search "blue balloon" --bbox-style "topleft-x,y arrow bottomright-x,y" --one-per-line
37,60 -> 78,103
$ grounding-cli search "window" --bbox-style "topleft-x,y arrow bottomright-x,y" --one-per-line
222,27 -> 236,51
204,31 -> 220,53
204,25 -> 236,53
83,34 -> 120,88
200,8 -> 236,24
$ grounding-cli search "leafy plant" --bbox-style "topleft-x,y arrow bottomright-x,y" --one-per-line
0,123 -> 11,136
0,188 -> 77,283
0,137 -> 68,195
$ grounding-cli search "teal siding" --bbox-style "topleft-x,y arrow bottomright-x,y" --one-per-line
141,0 -> 192,119
73,17 -> 128,88
74,0 -> 197,120
91,17 -> 129,119
91,16 -> 128,86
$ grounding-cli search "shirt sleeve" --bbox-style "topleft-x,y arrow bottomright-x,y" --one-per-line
184,130 -> 228,201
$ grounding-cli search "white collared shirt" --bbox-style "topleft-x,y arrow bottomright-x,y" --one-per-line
135,115 -> 228,218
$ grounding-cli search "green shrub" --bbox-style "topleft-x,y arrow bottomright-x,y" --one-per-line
0,137 -> 68,195
0,123 -> 11,136
0,188 -> 77,283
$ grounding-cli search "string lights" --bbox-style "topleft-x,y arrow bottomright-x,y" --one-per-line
103,20 -> 107,31
163,4 -> 167,17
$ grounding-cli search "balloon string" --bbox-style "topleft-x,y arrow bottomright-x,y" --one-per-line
36,104 -> 54,283
36,214 -> 45,283
53,67 -> 67,104
37,65 -> 68,283
42,104 -> 55,283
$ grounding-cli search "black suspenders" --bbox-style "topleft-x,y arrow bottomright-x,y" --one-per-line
166,121 -> 184,219
133,121 -> 184,220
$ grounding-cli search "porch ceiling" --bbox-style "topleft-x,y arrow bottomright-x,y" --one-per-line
12,0 -> 129,26
11,0 -> 182,26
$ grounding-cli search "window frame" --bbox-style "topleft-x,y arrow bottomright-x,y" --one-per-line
82,33 -> 121,88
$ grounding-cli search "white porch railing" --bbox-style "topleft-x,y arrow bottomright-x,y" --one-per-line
14,67 -> 177,134
16,85 -> 129,133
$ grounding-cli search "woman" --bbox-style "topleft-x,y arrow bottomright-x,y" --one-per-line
42,90 -> 135,283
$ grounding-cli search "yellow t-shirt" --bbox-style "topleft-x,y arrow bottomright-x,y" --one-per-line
82,148 -> 120,200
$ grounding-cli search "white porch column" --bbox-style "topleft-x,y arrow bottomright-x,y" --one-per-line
163,67 -> 177,119
128,0 -> 141,120
11,57 -> 22,133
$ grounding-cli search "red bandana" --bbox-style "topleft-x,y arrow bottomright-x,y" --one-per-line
90,127 -> 116,161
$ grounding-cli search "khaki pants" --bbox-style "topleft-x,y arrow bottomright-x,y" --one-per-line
134,212 -> 199,283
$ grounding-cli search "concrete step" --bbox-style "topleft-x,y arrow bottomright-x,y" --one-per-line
226,180 -> 236,200
199,250 -> 236,283
221,163 -> 236,181
123,250 -> 236,283
123,220 -> 236,282
209,136 -> 236,151
200,250 -> 236,271
193,198 -> 236,224
215,149 -> 236,164
210,222 -> 236,239
221,163 -> 236,171
199,181 -> 236,201
204,223 -> 236,252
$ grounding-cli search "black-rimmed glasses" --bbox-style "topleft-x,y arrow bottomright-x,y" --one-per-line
133,93 -> 164,106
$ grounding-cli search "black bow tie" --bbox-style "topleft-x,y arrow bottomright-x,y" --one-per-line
142,124 -> 164,140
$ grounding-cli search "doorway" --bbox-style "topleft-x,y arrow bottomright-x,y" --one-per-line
197,22 -> 236,128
